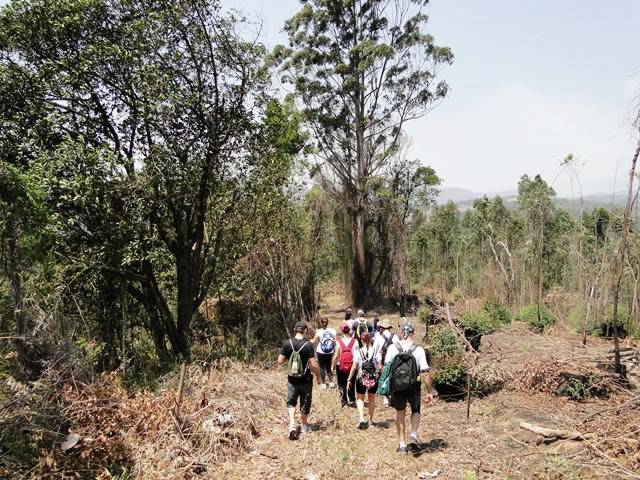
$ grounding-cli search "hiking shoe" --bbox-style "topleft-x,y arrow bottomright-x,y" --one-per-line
300,424 -> 309,434
357,420 -> 369,430
396,445 -> 407,453
288,426 -> 299,440
407,434 -> 419,452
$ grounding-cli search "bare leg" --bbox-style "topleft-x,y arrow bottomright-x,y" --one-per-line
367,393 -> 376,423
410,411 -> 420,437
356,393 -> 366,422
288,406 -> 296,428
395,409 -> 406,445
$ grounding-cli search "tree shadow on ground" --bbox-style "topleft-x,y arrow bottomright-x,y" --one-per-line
411,438 -> 448,457
372,419 -> 394,429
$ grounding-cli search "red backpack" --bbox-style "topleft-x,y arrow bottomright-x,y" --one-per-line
337,337 -> 356,373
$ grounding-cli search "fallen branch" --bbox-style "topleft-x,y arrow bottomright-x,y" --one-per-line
582,395 -> 640,423
519,421 -> 593,441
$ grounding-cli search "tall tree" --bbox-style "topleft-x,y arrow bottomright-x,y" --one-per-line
277,0 -> 452,305
1,0 -> 276,359
518,174 -> 556,323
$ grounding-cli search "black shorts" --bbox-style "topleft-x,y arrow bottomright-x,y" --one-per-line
355,378 -> 378,395
287,381 -> 313,415
390,385 -> 421,413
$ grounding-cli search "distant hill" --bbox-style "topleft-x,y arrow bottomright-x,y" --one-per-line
437,187 -> 628,215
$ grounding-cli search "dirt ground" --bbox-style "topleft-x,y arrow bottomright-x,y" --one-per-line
217,303 -> 640,480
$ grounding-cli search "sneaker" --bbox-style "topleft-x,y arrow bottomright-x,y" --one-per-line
320,383 -> 327,390
357,420 -> 369,430
396,445 -> 407,453
288,426 -> 299,440
329,382 -> 336,388
407,434 -> 419,452
300,424 -> 310,434
383,397 -> 389,408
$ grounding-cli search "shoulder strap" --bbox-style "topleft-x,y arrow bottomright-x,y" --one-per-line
393,341 -> 403,354
289,339 -> 294,351
296,341 -> 309,353
347,337 -> 355,350
408,344 -> 418,354
383,333 -> 394,348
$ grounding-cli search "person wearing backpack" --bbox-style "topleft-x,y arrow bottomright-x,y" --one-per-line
278,321 -> 321,440
352,309 -> 374,348
331,321 -> 356,407
346,331 -> 381,429
384,321 -> 433,453
373,319 -> 400,407
312,317 -> 337,389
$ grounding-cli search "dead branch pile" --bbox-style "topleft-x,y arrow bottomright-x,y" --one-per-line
1,359 -> 285,479
469,363 -> 513,395
509,360 -> 568,394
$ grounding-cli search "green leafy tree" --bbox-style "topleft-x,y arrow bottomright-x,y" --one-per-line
517,174 -> 556,323
0,0 -> 289,360
276,0 -> 452,305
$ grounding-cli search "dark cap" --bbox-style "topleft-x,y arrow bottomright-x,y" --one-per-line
294,321 -> 307,332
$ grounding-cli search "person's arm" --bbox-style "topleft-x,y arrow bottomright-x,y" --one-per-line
347,359 -> 358,389
417,347 -> 434,404
277,342 -> 289,367
422,371 -> 434,405
309,357 -> 322,385
331,342 -> 341,371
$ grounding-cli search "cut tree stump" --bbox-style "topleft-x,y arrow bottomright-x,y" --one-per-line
519,421 -> 594,442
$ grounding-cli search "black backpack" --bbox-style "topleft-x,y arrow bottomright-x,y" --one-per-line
380,334 -> 394,364
390,342 -> 418,393
359,347 -> 379,389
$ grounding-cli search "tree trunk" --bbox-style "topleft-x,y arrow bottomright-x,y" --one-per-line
6,213 -> 24,337
350,209 -> 368,306
611,133 -> 639,374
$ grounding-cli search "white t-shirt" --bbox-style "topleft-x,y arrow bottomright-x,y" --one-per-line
373,330 -> 400,355
314,327 -> 337,354
384,340 -> 430,372
352,344 -> 381,374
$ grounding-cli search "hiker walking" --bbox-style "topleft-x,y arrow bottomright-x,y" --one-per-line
278,321 -> 321,440
373,319 -> 400,408
347,330 -> 381,429
331,321 -> 356,407
384,321 -> 434,453
352,309 -> 374,347
312,317 -> 336,389
344,307 -> 353,322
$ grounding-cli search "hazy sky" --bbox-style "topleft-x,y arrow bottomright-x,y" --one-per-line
3,0 -> 639,196
219,0 -> 640,197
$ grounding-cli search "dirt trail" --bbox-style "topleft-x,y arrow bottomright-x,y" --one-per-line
218,306 -> 636,479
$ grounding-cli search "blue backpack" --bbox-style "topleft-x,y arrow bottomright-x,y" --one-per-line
320,330 -> 335,354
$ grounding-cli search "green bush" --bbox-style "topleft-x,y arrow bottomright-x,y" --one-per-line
416,306 -> 432,324
517,303 -> 555,330
459,310 -> 498,335
605,304 -> 629,326
568,303 -> 600,336
429,326 -> 463,357
432,361 -> 464,386
483,300 -> 511,325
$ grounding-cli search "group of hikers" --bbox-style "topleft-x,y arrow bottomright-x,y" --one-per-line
277,309 -> 434,453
